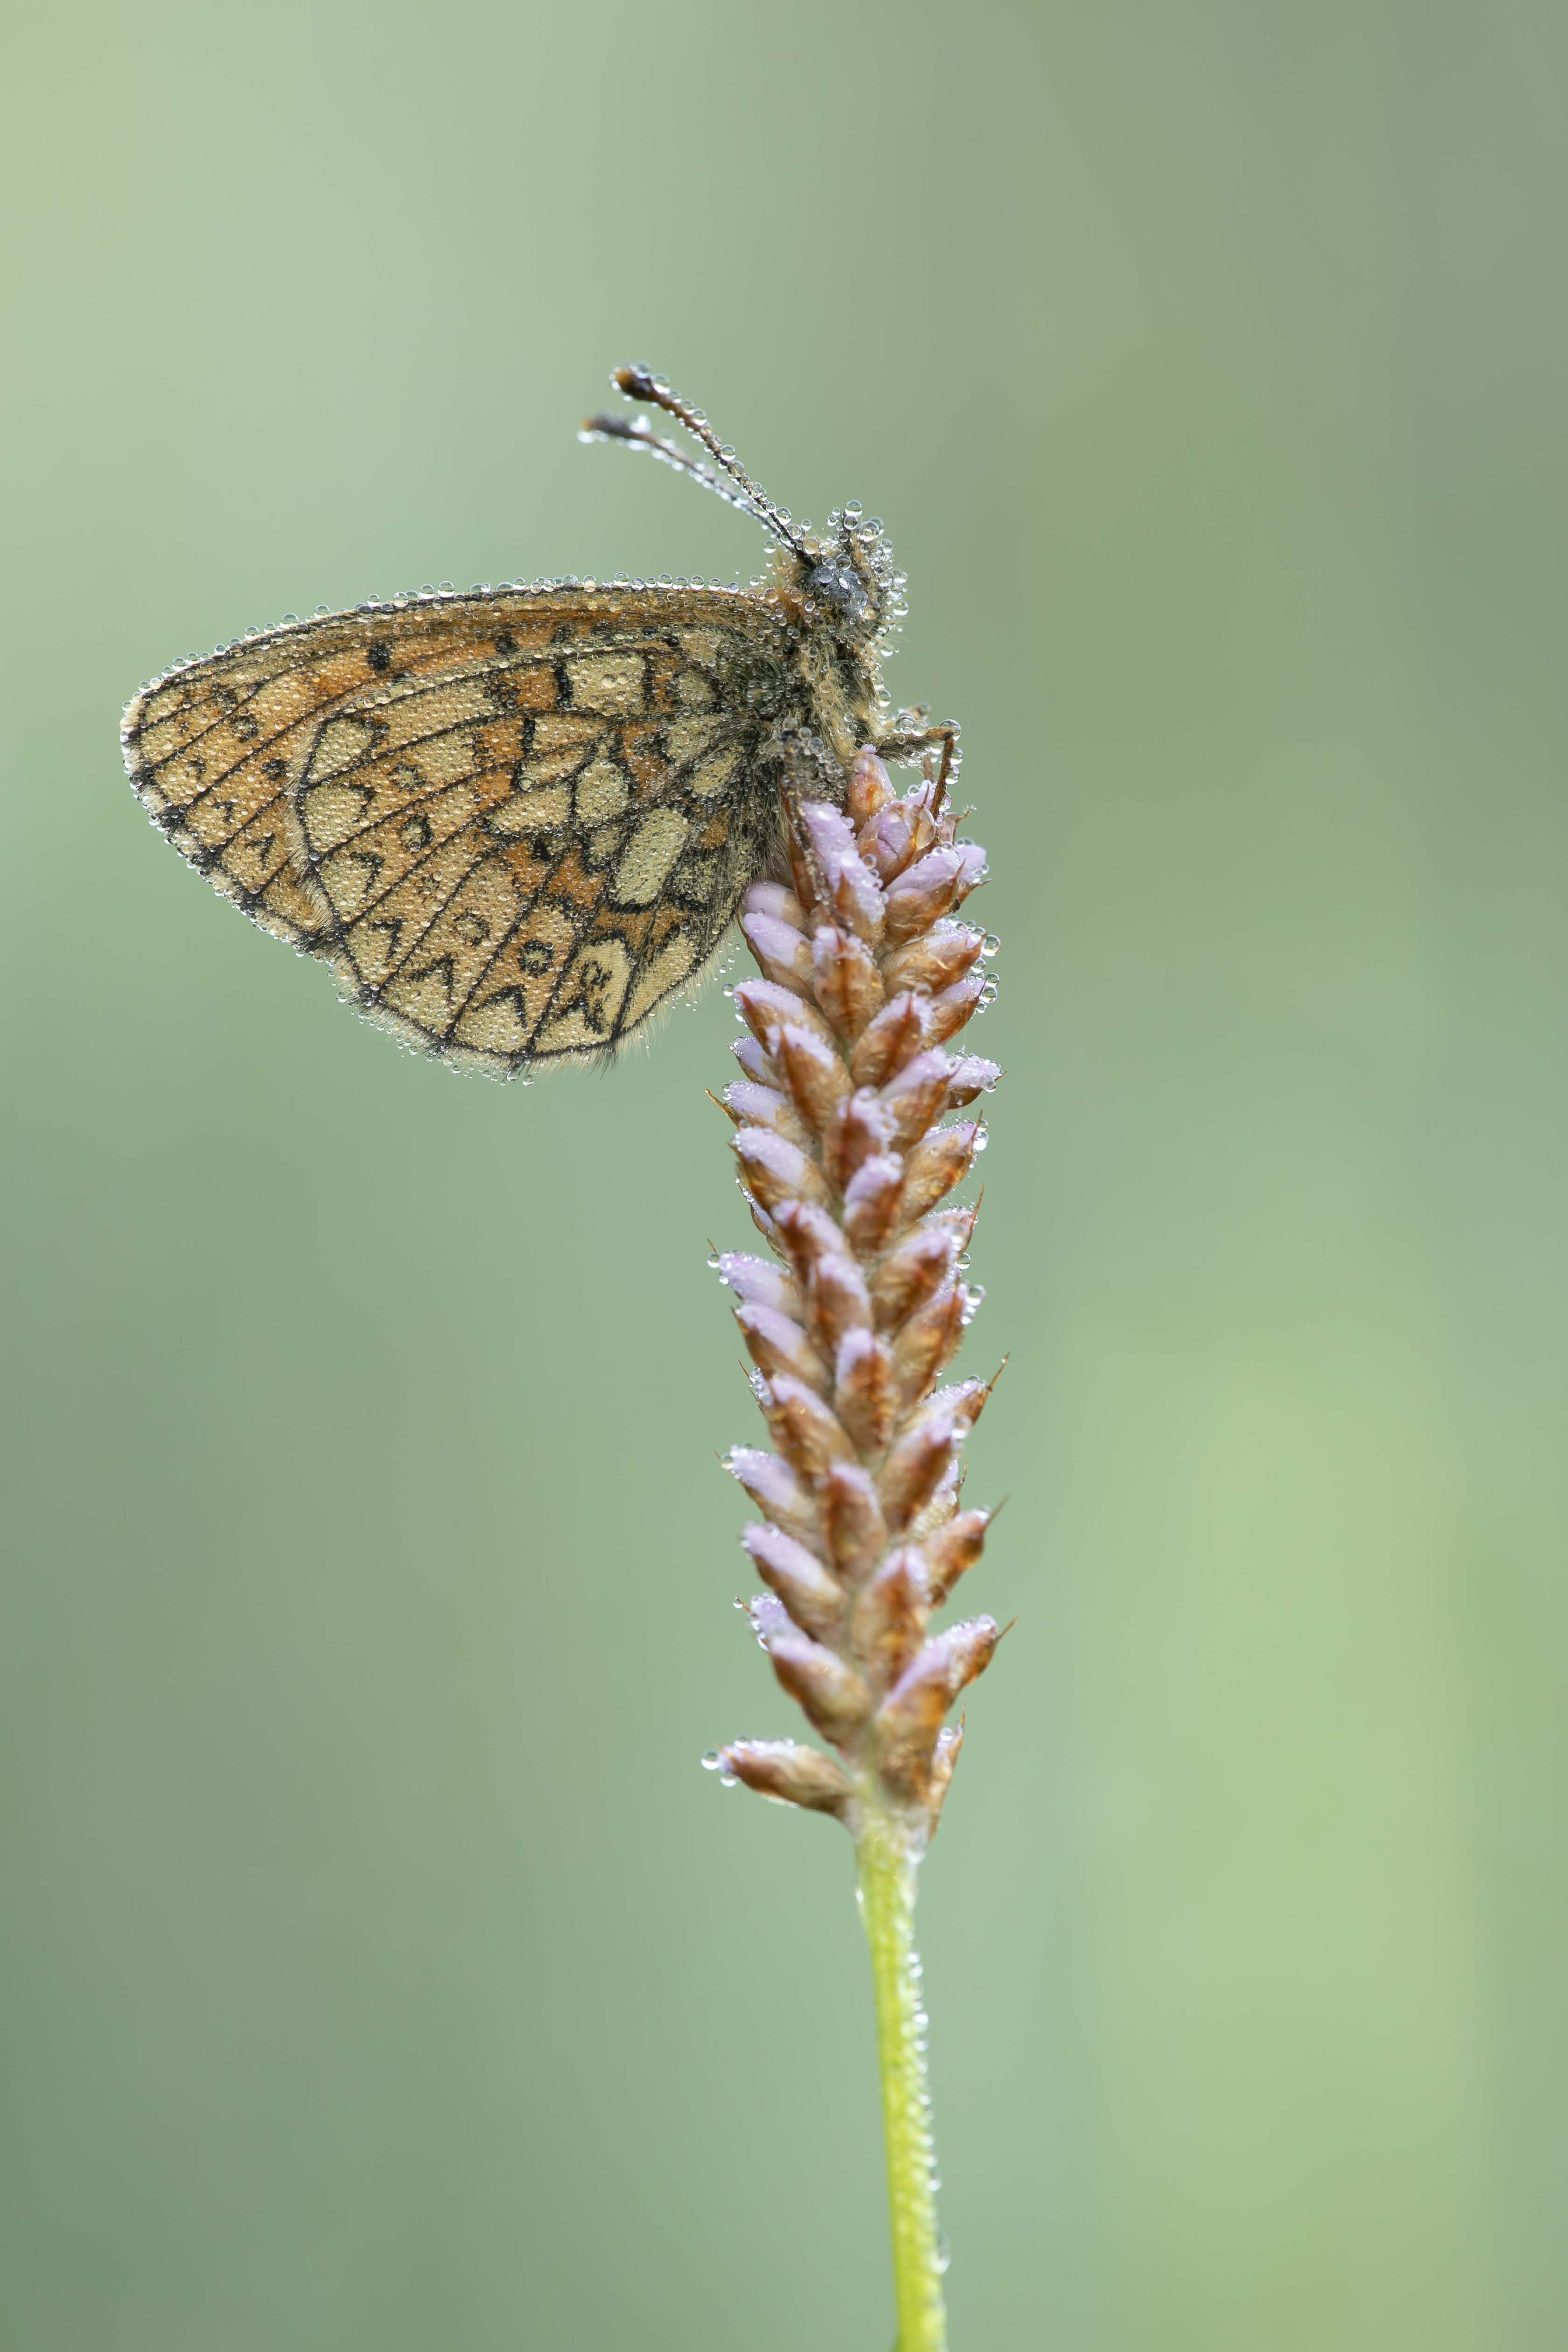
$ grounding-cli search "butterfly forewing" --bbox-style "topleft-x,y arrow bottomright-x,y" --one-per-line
123,587 -> 793,1074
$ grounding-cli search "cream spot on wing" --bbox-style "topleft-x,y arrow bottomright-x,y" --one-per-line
436,682 -> 493,724
383,965 -> 458,1031
532,714 -> 602,751
416,730 -> 477,787
566,653 -> 646,715
222,820 -> 287,889
535,938 -> 633,1051
520,713 -> 603,785
319,847 -> 390,919
346,912 -> 407,987
155,759 -> 207,809
574,752 -> 630,825
611,809 -> 690,907
454,907 -> 580,1054
663,715 -> 724,766
384,678 -> 492,745
680,630 -> 721,666
486,783 -> 571,835
249,677 -> 315,731
311,716 -> 379,778
139,715 -> 189,766
455,994 -> 528,1055
301,780 -> 375,853
687,746 -> 743,800
624,931 -> 700,1025
673,668 -> 714,709
672,848 -> 720,905
181,798 -> 238,848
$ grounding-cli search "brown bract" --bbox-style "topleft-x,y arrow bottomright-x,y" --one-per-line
712,747 -> 1002,1843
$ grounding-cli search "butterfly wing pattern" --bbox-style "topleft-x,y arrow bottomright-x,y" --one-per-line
122,586 -> 797,1075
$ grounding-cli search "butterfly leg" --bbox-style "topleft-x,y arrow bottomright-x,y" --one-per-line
873,713 -> 960,807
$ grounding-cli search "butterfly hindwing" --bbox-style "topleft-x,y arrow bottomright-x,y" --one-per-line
123,587 -> 794,1074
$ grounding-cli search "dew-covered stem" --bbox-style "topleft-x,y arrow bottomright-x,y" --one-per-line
858,1800 -> 947,2352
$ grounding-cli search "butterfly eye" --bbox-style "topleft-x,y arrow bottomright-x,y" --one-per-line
809,559 -> 874,626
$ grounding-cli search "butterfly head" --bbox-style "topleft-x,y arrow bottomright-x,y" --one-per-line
796,508 -> 905,647
582,369 -> 909,652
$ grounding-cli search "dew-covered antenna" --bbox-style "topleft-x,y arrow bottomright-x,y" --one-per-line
580,366 -> 811,556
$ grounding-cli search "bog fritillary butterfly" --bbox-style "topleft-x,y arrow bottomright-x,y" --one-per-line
121,368 -> 955,1077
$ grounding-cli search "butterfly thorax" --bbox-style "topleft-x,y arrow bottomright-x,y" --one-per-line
764,516 -> 905,781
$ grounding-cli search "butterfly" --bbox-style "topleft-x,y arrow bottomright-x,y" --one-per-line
121,367 -> 957,1078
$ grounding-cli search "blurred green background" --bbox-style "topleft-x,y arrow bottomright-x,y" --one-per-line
3,2 -> 1565,2346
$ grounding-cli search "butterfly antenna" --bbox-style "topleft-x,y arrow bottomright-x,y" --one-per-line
582,366 -> 811,556
578,410 -> 763,525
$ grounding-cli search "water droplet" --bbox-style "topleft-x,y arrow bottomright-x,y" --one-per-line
935,2229 -> 952,2275
981,933 -> 1001,959
972,1127 -> 989,1153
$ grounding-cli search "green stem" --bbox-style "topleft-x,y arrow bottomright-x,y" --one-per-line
856,1803 -> 947,2352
